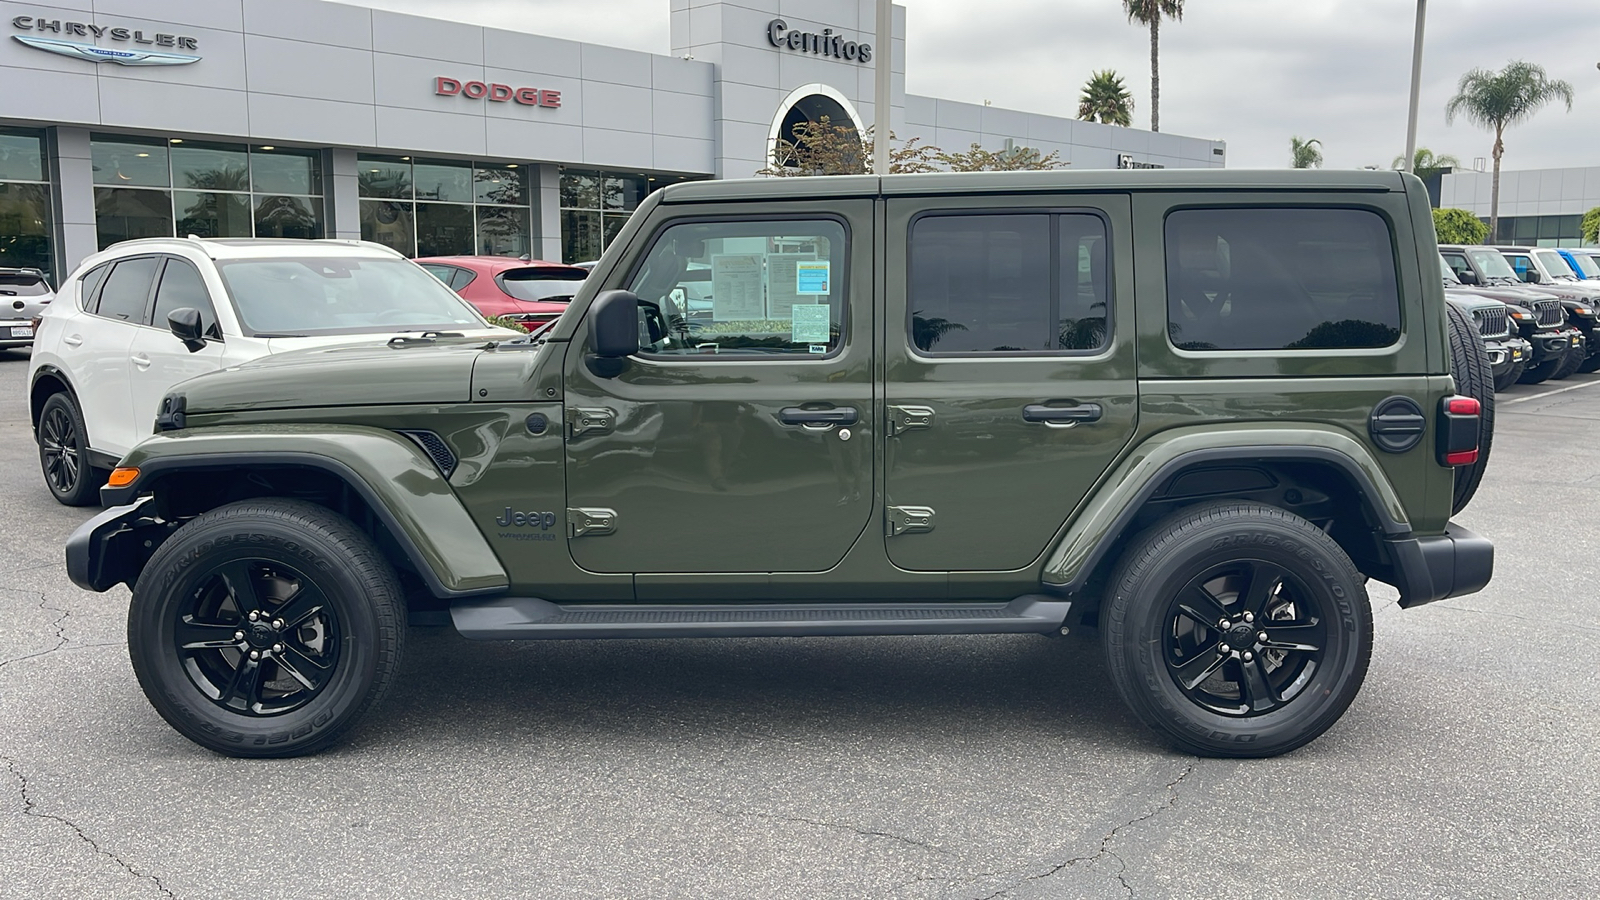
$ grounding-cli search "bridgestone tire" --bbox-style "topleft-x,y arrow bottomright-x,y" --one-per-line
1579,352 -> 1600,374
1493,359 -> 1525,393
128,499 -> 405,758
36,392 -> 100,507
1552,344 -> 1583,380
1446,302 -> 1494,516
1101,502 -> 1373,759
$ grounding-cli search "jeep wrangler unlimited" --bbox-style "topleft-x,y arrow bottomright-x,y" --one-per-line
68,170 -> 1494,759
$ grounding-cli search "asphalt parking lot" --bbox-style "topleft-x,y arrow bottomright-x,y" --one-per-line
2,347 -> 1598,900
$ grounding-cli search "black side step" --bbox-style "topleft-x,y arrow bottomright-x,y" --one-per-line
449,595 -> 1072,640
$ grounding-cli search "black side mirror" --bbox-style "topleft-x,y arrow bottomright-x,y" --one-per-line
1458,270 -> 1478,285
1520,269 -> 1538,284
167,307 -> 206,353
587,290 -> 640,377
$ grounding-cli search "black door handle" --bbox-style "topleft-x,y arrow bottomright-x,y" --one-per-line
779,406 -> 859,427
1023,402 -> 1103,426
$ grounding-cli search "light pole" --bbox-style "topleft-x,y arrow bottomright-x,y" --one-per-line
1402,0 -> 1427,173
873,0 -> 891,175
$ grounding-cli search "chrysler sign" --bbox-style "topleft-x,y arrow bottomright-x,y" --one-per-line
11,16 -> 200,65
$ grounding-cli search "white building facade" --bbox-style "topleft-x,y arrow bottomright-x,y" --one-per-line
1438,166 -> 1600,246
0,0 -> 1226,283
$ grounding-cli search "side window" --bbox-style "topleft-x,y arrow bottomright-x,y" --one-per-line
451,268 -> 477,290
93,257 -> 160,323
627,219 -> 848,357
907,212 -> 1109,354
1504,254 -> 1532,280
419,264 -> 457,286
78,263 -> 111,311
152,258 -> 221,339
1442,253 -> 1471,280
1165,208 -> 1401,352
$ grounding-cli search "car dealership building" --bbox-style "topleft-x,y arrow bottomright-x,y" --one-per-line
0,0 -> 1227,283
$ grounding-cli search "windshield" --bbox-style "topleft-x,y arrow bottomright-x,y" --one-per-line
215,257 -> 488,336
1466,248 -> 1518,281
1535,250 -> 1576,280
498,266 -> 588,303
1571,252 -> 1600,278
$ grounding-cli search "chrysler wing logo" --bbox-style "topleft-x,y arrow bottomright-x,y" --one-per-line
13,35 -> 200,66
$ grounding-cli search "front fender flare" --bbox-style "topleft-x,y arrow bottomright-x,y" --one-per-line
1041,424 -> 1411,594
102,425 -> 509,598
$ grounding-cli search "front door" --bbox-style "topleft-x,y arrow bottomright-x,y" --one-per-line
128,256 -> 229,434
562,205 -> 875,575
882,195 -> 1139,574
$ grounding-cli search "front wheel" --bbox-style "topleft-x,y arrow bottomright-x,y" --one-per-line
128,499 -> 406,757
1101,502 -> 1372,758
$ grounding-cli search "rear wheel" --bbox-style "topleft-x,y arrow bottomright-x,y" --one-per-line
1446,302 -> 1494,515
128,499 -> 405,757
1101,502 -> 1372,758
37,392 -> 100,507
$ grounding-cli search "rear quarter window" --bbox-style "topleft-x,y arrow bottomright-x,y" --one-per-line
1165,207 -> 1401,352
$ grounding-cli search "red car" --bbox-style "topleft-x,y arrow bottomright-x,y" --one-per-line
415,256 -> 588,330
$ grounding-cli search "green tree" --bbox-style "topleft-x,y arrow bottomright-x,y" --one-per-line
1289,136 -> 1323,169
1582,207 -> 1599,245
759,118 -> 940,176
1445,60 -> 1574,241
1392,147 -> 1462,182
1433,207 -> 1489,244
937,140 -> 1063,171
1078,70 -> 1134,126
1121,0 -> 1183,132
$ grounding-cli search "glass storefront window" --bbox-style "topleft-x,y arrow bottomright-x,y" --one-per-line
359,200 -> 414,255
561,209 -> 602,265
559,172 -> 599,209
94,188 -> 175,247
91,136 -> 323,249
474,164 -> 525,205
415,203 -> 474,257
255,195 -> 323,240
91,137 -> 170,187
603,175 -> 646,211
560,168 -> 698,263
251,149 -> 319,195
0,127 -> 52,276
357,155 -> 411,199
175,191 -> 253,238
477,206 -> 530,257
413,161 -> 472,203
0,131 -> 45,182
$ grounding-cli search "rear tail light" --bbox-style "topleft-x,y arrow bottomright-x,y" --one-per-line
1438,395 -> 1481,467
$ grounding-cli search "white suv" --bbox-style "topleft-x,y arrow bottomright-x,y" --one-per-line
29,237 -> 513,505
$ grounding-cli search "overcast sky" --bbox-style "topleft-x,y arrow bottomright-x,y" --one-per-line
357,0 -> 1599,171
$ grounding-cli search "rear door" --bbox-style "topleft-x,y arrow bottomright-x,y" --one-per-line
73,255 -> 159,455
882,195 -> 1139,577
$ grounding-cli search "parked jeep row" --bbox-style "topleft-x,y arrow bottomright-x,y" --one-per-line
1440,245 -> 1597,385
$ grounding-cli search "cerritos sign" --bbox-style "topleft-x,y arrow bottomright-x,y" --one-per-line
766,19 -> 872,64
11,15 -> 200,65
435,77 -> 562,109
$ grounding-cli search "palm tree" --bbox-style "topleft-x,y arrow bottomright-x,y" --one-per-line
1078,70 -> 1134,126
1121,0 -> 1183,133
1391,147 -> 1461,181
1445,61 -> 1574,241
1290,137 -> 1323,169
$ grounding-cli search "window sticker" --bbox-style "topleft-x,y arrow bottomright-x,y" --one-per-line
791,303 -> 831,343
795,260 -> 831,295
809,343 -> 828,355
765,253 -> 816,317
711,254 -> 764,321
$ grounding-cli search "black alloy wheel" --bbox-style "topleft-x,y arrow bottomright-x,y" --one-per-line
37,393 -> 99,506
130,499 -> 405,757
174,559 -> 343,717
1162,560 -> 1330,717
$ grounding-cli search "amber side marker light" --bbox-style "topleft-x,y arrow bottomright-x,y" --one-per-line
107,467 -> 140,487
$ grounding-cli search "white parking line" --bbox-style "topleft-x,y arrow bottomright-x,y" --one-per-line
1503,377 -> 1600,405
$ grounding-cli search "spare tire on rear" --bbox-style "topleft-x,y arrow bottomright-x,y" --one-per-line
1446,301 -> 1494,515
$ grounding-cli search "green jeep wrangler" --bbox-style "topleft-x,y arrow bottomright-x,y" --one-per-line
68,170 -> 1494,760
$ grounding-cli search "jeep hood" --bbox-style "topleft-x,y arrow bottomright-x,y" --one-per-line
176,339 -> 492,413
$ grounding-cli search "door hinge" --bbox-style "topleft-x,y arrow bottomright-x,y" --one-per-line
886,405 -> 935,435
566,407 -> 615,438
567,507 -> 618,538
886,505 -> 936,537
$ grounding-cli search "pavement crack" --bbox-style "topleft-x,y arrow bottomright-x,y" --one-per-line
666,792 -> 954,856
977,762 -> 1194,900
0,590 -> 70,674
2,754 -> 177,899
1432,603 -> 1600,634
